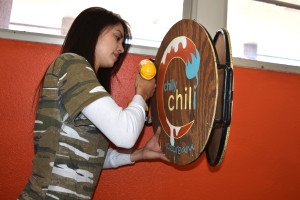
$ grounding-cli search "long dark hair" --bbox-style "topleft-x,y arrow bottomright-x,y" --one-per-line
61,7 -> 132,92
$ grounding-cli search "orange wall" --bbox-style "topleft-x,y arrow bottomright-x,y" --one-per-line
0,38 -> 299,200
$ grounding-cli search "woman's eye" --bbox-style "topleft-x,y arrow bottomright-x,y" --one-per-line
115,35 -> 121,41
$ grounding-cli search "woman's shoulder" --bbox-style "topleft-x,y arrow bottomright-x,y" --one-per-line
57,53 -> 88,62
52,53 -> 91,69
48,53 -> 92,75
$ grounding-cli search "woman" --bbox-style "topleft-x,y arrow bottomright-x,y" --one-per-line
19,7 -> 168,200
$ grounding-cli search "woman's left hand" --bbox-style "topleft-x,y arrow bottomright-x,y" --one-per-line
130,126 -> 170,163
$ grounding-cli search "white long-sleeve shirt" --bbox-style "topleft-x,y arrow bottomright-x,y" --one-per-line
82,94 -> 147,168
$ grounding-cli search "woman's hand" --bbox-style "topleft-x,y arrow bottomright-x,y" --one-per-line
135,74 -> 156,102
130,126 -> 170,163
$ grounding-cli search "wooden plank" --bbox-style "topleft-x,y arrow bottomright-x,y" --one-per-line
206,28 -> 233,166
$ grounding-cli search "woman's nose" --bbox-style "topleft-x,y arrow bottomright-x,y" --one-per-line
118,43 -> 124,53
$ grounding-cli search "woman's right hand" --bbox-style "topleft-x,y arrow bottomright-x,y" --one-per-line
129,126 -> 170,163
135,74 -> 156,101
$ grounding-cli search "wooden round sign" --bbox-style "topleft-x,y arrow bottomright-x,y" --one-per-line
205,28 -> 233,166
151,19 -> 218,165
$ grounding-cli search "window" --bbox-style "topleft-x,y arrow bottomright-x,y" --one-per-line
0,0 -> 299,72
1,0 -> 183,48
227,0 -> 300,66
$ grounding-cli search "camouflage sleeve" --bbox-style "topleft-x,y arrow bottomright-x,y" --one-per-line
58,54 -> 110,119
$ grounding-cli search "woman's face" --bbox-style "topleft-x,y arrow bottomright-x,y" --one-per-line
94,23 -> 125,71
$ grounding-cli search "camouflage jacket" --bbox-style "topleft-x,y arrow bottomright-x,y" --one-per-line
19,53 -> 110,200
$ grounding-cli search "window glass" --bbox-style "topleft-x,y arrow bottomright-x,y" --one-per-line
227,0 -> 300,66
3,0 -> 183,47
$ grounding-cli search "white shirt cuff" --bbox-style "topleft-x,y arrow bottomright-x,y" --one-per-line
130,94 -> 147,110
103,148 -> 135,169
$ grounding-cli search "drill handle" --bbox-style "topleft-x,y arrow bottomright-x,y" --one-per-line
144,58 -> 155,126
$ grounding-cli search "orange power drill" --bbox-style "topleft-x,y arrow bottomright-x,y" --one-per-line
138,59 -> 156,81
129,58 -> 156,126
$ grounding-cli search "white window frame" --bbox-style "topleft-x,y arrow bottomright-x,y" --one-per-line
0,0 -> 299,74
